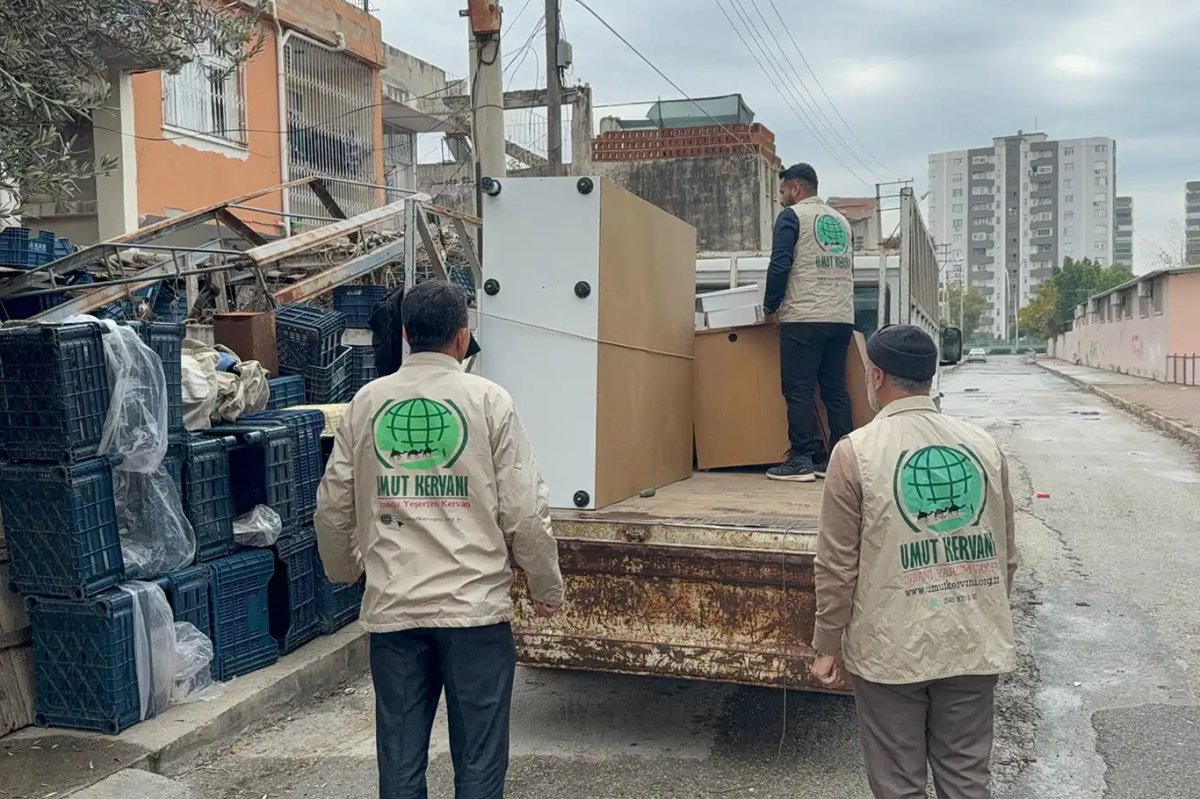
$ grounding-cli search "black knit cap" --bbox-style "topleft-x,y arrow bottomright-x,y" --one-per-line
779,162 -> 818,187
866,324 -> 938,381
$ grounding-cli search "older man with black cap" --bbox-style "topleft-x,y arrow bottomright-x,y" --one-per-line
810,324 -> 1018,799
763,162 -> 856,482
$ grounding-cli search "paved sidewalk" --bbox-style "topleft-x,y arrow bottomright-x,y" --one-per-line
1038,359 -> 1200,448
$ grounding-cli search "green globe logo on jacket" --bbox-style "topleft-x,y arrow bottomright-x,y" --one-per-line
814,213 -> 850,255
894,445 -> 987,533
373,397 -> 469,471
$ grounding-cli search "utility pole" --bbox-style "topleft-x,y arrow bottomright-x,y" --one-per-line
463,1 -> 505,253
545,0 -> 563,175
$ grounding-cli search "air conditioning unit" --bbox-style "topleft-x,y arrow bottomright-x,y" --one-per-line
1137,281 -> 1153,298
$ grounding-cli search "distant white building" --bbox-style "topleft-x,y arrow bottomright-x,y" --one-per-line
928,132 -> 1117,339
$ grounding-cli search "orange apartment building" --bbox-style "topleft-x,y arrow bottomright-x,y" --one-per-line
22,0 -> 454,245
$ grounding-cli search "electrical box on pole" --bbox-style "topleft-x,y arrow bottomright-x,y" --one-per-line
464,0 -> 502,35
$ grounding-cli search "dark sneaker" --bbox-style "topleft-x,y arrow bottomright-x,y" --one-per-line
767,459 -> 816,483
814,461 -> 829,479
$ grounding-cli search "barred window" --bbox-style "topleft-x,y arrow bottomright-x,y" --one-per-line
163,45 -> 247,145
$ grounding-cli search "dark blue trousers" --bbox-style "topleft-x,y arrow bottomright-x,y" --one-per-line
371,623 -> 517,799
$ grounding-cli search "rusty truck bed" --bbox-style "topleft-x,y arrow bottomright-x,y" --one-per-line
511,472 -> 839,693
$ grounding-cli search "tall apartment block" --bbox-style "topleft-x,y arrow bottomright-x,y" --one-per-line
928,132 -> 1116,339
1114,196 -> 1134,267
1187,181 -> 1200,266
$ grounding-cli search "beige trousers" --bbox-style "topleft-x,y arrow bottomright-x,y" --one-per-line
850,673 -> 999,799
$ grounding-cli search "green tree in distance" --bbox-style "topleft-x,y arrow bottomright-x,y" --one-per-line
1019,258 -> 1134,340
942,282 -> 988,340
0,0 -> 263,222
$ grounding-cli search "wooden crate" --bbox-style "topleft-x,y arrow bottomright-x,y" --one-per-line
0,561 -> 35,737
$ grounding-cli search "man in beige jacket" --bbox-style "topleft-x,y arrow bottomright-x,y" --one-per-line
315,280 -> 564,799
810,325 -> 1018,799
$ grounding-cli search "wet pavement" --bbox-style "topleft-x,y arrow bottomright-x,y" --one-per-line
166,357 -> 1200,798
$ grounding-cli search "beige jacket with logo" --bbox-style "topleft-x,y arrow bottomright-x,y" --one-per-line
314,352 -> 564,633
777,196 -> 855,325
813,396 -> 1018,684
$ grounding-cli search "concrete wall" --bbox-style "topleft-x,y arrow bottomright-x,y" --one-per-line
1052,305 -> 1171,381
1167,272 -> 1200,355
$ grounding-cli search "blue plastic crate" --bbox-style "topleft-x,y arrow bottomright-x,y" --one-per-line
152,281 -> 188,323
0,228 -> 56,270
179,435 -> 235,563
28,590 -> 141,734
266,376 -> 306,410
274,304 -> 346,370
125,321 -> 186,437
284,345 -> 352,404
0,458 -> 123,599
204,423 -> 296,534
270,536 -> 320,654
241,409 -> 325,526
0,322 -> 111,463
52,237 -> 74,260
207,549 -> 278,681
154,564 -> 211,640
333,285 -> 390,329
348,344 -> 376,394
314,549 -> 364,634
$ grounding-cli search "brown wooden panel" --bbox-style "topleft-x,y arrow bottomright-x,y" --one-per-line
0,562 -> 34,736
594,180 -> 697,508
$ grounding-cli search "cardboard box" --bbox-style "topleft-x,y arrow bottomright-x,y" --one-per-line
213,312 -> 278,376
694,326 -> 876,469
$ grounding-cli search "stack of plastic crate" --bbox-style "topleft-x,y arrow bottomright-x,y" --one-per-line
274,304 -> 350,403
269,534 -> 320,654
332,285 -> 389,329
201,421 -> 297,535
347,344 -> 377,394
0,323 -> 141,732
207,548 -> 278,680
240,410 -> 325,535
265,375 -> 306,410
124,321 -> 187,440
173,435 -> 236,563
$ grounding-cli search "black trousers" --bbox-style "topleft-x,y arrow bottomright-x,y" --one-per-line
779,322 -> 855,462
372,623 -> 517,799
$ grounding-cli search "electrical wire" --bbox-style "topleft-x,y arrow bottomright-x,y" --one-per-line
570,0 -> 760,153
745,0 -> 886,182
767,0 -> 896,177
716,0 -> 872,188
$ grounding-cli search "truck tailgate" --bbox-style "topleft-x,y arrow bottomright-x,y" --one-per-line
513,472 -> 843,693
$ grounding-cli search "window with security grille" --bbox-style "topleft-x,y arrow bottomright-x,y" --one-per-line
163,45 -> 247,145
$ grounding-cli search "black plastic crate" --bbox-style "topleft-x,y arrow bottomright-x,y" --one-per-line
274,304 -> 346,370
288,345 -> 352,404
333,285 -> 390,329
270,535 -> 320,654
204,423 -> 296,534
154,564 -> 212,640
348,344 -> 377,394
208,549 -> 278,681
179,435 -> 235,563
266,376 -> 305,410
241,410 -> 325,526
28,590 -> 141,734
163,444 -> 184,497
0,458 -> 123,599
314,551 -> 364,634
0,323 -> 111,463
0,227 -> 56,270
125,321 -> 186,437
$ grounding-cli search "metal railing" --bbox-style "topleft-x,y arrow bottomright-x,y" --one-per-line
1167,354 -> 1199,386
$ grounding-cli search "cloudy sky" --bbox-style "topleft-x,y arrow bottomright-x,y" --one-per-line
375,0 -> 1200,271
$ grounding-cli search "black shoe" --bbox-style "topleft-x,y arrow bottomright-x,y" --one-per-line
767,459 -> 816,483
814,461 -> 829,479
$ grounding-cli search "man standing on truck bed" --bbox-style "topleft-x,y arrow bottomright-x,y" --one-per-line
316,280 -> 565,799
810,324 -> 1018,799
762,162 -> 856,483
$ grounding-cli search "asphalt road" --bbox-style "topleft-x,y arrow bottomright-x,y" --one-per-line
177,357 -> 1200,798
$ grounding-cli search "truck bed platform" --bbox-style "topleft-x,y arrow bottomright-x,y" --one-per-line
515,472 -> 836,693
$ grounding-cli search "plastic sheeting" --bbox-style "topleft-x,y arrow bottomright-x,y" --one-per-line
118,581 -> 176,721
233,505 -> 283,548
64,316 -> 196,578
172,622 -> 222,704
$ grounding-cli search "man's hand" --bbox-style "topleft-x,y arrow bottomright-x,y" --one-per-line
810,654 -> 845,689
764,311 -> 779,326
533,602 -> 560,619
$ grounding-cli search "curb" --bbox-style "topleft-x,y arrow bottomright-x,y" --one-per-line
1037,361 -> 1200,450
